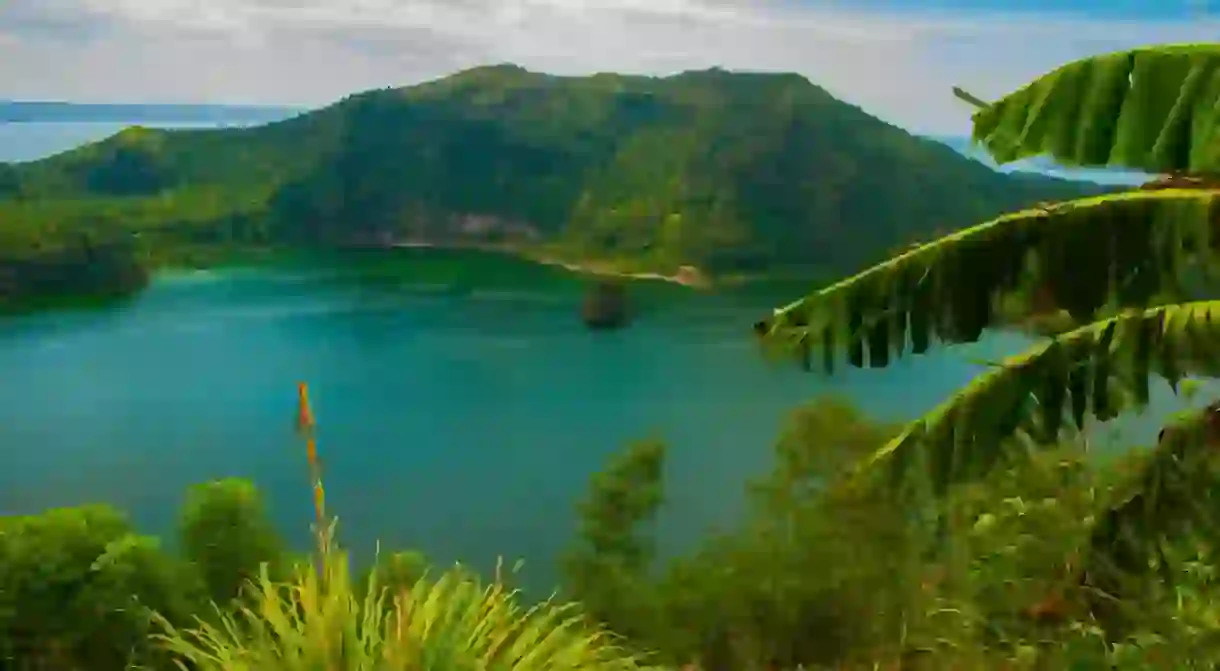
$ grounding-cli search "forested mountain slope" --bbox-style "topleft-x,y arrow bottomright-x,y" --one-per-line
0,64 -> 1114,305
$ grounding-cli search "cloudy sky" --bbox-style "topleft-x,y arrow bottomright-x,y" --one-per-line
0,0 -> 1215,135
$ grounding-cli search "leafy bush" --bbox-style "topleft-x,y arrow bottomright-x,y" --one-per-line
0,505 -> 203,669
178,478 -> 288,606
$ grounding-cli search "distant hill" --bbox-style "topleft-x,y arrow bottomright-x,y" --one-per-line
0,64 -> 1115,306
928,135 -> 1152,187
0,101 -> 302,124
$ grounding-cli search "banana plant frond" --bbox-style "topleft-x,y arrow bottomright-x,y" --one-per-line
967,43 -> 1220,175
755,189 -> 1220,374
1083,400 -> 1220,595
859,302 -> 1220,497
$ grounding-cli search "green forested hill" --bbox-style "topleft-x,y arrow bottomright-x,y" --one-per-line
0,64 -> 1111,305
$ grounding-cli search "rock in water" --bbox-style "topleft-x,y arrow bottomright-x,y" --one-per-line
582,280 -> 631,330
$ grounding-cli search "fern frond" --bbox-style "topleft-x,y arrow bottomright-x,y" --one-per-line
756,189 -> 1220,373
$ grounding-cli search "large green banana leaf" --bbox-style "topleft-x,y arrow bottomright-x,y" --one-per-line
966,44 -> 1220,175
859,302 -> 1220,496
1085,402 -> 1220,588
756,189 -> 1220,373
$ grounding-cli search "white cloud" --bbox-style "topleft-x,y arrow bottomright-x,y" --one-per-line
0,0 -> 1216,134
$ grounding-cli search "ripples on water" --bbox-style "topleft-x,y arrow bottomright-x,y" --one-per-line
0,249 -> 1211,592
0,251 -> 813,585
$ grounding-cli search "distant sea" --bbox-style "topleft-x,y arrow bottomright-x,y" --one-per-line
0,121 -> 1197,594
0,120 -> 272,163
0,101 -> 300,125
929,135 -> 1152,187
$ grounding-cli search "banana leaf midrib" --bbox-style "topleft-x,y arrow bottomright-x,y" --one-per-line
767,189 -> 1210,323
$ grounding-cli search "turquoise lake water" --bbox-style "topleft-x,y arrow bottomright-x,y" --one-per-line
0,122 -> 1202,592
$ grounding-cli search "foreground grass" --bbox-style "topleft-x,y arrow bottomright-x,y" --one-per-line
152,545 -> 657,671
151,383 -> 655,670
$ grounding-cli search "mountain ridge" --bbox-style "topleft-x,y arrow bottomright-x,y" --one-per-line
0,63 -> 1116,306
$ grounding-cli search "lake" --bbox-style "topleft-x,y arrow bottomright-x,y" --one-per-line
0,122 -> 1200,592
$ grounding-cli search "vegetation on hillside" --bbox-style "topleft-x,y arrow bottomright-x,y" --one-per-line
0,64 -> 1108,308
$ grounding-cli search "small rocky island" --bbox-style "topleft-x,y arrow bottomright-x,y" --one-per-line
581,279 -> 631,330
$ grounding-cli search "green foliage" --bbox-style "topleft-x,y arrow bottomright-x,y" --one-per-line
178,478 -> 288,606
667,401 -> 919,669
0,230 -> 148,311
758,43 -> 1220,502
0,504 -> 203,669
563,401 -> 936,669
10,400 -> 1220,669
554,398 -> 1220,669
1102,405 -> 1220,548
658,400 -> 1220,668
0,163 -> 19,196
562,439 -> 666,643
968,45 -> 1220,174
80,144 -> 179,196
756,188 -> 1220,373
747,41 -> 1220,668
852,302 -> 1220,497
1070,404 -> 1220,637
359,549 -> 432,600
0,480 -> 449,670
154,539 -> 658,671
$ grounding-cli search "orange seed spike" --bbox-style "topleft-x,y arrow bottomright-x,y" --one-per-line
297,381 -> 315,431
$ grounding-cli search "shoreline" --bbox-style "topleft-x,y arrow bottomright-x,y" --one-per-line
391,241 -> 711,289
528,256 -> 711,289
144,241 -> 715,290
